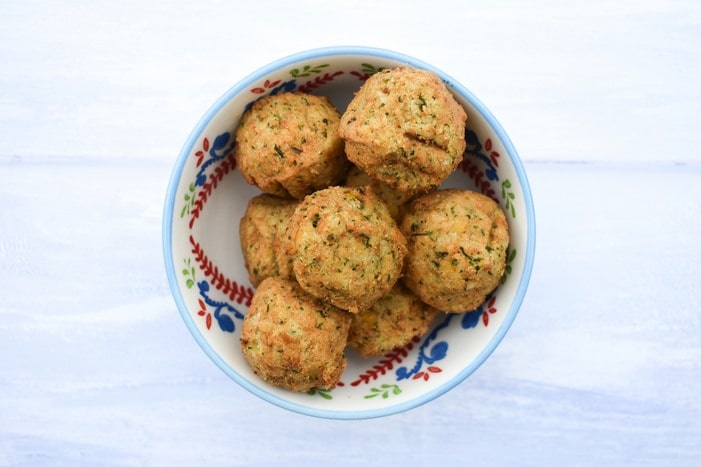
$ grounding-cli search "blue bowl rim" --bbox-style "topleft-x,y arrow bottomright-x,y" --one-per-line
162,45 -> 536,420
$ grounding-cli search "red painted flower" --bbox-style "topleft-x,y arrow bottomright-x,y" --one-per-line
195,137 -> 210,168
251,79 -> 282,94
412,366 -> 442,381
482,295 -> 498,326
484,138 -> 501,168
196,298 -> 212,330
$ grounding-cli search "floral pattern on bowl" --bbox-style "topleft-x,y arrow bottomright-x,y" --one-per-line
163,46 -> 536,419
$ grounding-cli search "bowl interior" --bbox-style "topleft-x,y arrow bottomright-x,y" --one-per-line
163,47 -> 535,419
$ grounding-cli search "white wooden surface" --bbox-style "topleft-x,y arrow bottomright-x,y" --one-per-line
1,1 -> 700,465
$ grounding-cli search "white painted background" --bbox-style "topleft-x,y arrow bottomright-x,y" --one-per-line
3,0 -> 698,163
1,1 -> 699,465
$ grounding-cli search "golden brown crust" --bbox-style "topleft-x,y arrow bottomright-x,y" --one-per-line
344,165 -> 414,222
240,277 -> 352,392
235,92 -> 348,199
339,67 -> 467,196
280,186 -> 407,313
273,229 -> 296,282
239,194 -> 299,287
347,282 -> 440,357
400,189 -> 509,313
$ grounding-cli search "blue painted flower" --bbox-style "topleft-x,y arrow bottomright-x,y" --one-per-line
197,280 -> 244,333
194,131 -> 235,187
397,315 -> 453,380
243,80 -> 298,113
461,309 -> 482,329
464,128 -> 499,182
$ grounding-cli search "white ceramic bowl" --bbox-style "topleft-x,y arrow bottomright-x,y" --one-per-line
163,46 -> 535,419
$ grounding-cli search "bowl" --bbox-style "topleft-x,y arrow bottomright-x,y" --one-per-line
163,46 -> 535,419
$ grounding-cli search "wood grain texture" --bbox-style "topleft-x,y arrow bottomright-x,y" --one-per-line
1,160 -> 698,466
0,0 -> 698,163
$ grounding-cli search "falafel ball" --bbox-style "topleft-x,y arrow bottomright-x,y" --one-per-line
400,189 -> 509,313
347,281 -> 440,357
240,277 -> 352,392
339,67 -> 467,196
280,186 -> 407,313
235,92 -> 348,199
239,194 -> 299,287
344,164 -> 414,222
